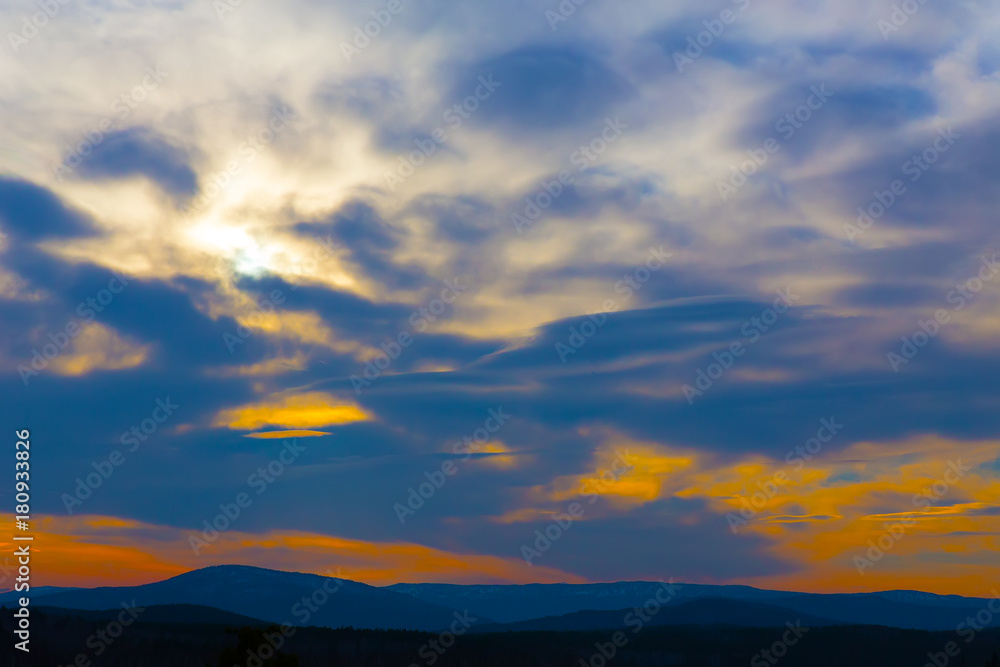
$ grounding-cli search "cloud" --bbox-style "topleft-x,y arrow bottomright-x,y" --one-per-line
213,392 -> 370,430
0,178 -> 97,242
46,322 -> 150,376
244,430 -> 333,439
2,0 -> 1000,597
455,46 -> 633,132
74,127 -> 198,201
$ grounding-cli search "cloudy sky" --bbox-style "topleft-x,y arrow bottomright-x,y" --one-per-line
2,0 -> 999,596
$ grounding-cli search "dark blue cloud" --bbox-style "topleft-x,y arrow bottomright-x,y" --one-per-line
352,293 -> 1000,467
850,45 -> 939,76
407,194 -> 495,245
823,86 -> 937,127
756,226 -> 825,248
734,83 -> 938,169
295,201 -> 430,290
0,177 -> 96,241
75,128 -> 198,200
977,44 -> 1000,76
833,282 -> 941,308
509,168 -> 660,226
651,19 -> 763,72
235,272 -> 500,377
811,120 -> 999,240
454,46 -> 633,131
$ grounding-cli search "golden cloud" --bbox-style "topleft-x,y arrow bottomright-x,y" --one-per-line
213,391 -> 370,430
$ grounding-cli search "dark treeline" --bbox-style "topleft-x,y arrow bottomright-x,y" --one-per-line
2,609 -> 1000,667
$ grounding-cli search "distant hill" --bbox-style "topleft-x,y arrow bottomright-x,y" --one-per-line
34,603 -> 269,627
8,565 -> 478,631
386,580 -> 790,623
472,598 -> 840,632
13,566 -> 998,633
0,584 -> 78,599
388,581 -> 1000,631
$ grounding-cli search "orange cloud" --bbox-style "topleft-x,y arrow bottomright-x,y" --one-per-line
213,391 -> 370,430
492,431 -> 1000,596
244,430 -> 332,439
47,323 -> 149,376
545,441 -> 695,508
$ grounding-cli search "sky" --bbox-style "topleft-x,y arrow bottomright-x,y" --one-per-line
1,0 -> 999,597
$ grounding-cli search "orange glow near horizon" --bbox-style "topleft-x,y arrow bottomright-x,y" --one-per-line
0,513 -> 583,590
2,507 -> 997,597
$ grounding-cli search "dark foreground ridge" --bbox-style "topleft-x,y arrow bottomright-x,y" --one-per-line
2,605 -> 1000,667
